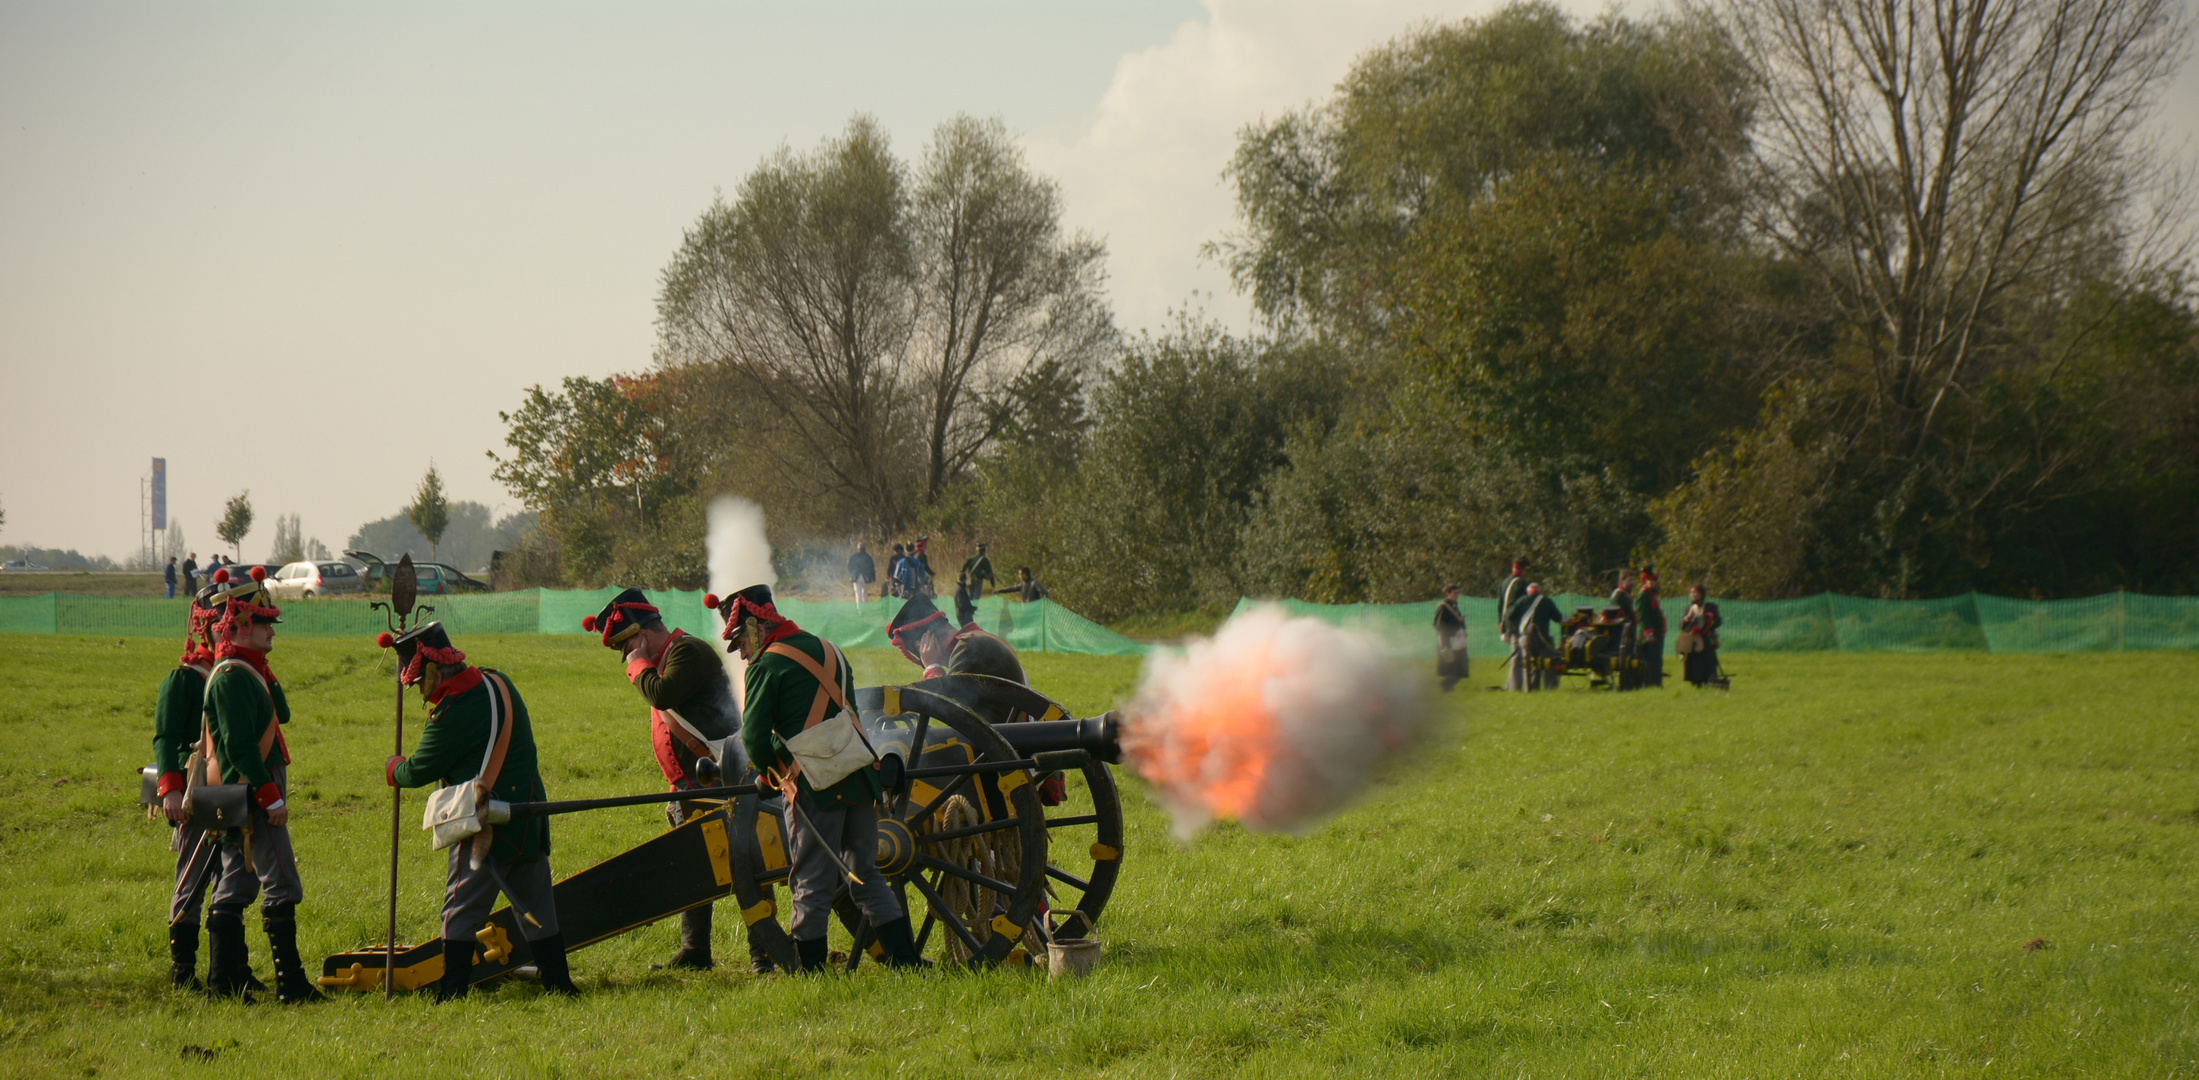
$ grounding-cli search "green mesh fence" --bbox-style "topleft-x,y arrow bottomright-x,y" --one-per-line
0,588 -> 1148,656
7,588 -> 2194,653
1232,592 -> 2199,654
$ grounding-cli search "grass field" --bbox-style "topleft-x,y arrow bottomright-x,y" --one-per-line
1,634 -> 2194,1078
0,573 -> 166,598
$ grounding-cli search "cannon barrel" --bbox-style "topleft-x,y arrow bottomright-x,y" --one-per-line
994,713 -> 1122,765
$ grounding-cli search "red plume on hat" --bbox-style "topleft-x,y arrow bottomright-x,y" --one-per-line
375,631 -> 395,649
213,568 -> 231,584
250,565 -> 267,582
580,615 -> 598,632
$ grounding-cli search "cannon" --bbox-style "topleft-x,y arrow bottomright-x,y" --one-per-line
1525,607 -> 1656,690
318,674 -> 1125,990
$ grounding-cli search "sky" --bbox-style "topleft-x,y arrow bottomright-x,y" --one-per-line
2,0 -> 2195,565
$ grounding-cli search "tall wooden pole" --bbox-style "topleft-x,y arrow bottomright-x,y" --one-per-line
385,675 -> 403,999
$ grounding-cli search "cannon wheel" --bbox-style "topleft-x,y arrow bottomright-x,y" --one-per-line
734,685 -> 1051,970
891,674 -> 1125,941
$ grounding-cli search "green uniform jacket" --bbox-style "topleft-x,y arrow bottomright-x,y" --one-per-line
961,555 -> 995,589
740,631 -> 875,811
1638,593 -> 1667,644
205,663 -> 292,789
945,628 -> 1025,725
1497,574 -> 1529,633
392,669 -> 550,863
1518,594 -> 1562,642
153,664 -> 211,779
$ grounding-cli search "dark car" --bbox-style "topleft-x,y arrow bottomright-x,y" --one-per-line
344,551 -> 492,594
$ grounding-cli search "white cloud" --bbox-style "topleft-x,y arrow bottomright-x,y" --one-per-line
1026,0 -> 1607,336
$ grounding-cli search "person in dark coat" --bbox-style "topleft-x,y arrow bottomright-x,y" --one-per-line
848,544 -> 876,608
1498,559 -> 1532,690
1515,583 -> 1564,691
1015,567 -> 1046,602
961,543 -> 996,600
1636,568 -> 1667,688
182,552 -> 199,595
165,557 -> 178,598
1680,584 -> 1723,688
1432,584 -> 1468,692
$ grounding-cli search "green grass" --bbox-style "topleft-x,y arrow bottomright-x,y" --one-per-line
1,635 -> 2195,1078
0,573 -> 167,597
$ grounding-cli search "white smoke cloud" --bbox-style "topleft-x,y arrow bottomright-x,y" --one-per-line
1122,604 -> 1427,837
705,495 -> 775,709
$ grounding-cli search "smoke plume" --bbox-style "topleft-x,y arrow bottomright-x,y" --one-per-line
705,496 -> 775,709
1120,605 -> 1427,837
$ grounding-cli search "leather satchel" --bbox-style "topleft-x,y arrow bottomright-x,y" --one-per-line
766,640 -> 877,791
422,673 -> 515,852
185,660 -> 281,830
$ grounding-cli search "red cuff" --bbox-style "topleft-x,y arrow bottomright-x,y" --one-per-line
156,772 -> 186,797
387,757 -> 404,787
626,656 -> 656,683
252,782 -> 283,809
922,664 -> 946,680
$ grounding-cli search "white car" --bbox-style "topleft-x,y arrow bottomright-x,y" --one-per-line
265,560 -> 365,599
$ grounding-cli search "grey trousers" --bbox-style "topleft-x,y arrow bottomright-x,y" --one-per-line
207,766 -> 303,911
1504,633 -> 1529,691
442,845 -> 559,943
782,798 -> 901,941
169,820 -> 247,925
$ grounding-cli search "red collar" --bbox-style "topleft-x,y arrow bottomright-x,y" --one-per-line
652,628 -> 688,663
428,665 -> 484,705
215,644 -> 276,683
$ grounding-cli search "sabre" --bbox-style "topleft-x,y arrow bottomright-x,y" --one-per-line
368,556 -> 425,1001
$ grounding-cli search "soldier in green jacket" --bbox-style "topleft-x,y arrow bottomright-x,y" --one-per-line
197,567 -> 320,1003
150,586 -> 243,990
716,584 -> 926,971
1514,583 -> 1564,692
1499,559 -> 1532,691
591,586 -> 772,973
382,622 -> 578,1000
961,543 -> 997,600
887,592 -> 1071,804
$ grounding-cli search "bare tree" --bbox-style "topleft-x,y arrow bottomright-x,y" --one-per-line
656,115 -> 918,525
910,116 -> 1114,503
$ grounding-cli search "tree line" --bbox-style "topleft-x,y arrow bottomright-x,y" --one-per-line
491,0 -> 2198,618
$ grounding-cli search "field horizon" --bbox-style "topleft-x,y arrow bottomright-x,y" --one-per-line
1,635 -> 2193,1077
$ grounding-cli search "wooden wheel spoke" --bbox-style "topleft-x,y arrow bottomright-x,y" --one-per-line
914,911 -> 936,952
909,874 -> 985,958
1045,863 -> 1090,891
913,853 -> 1019,896
916,816 -> 1023,846
909,773 -> 971,824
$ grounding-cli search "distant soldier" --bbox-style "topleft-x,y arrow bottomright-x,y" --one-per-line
848,544 -> 876,608
718,585 -> 927,971
382,622 -> 578,1000
961,543 -> 997,600
1608,568 -> 1639,690
909,537 -> 936,598
1432,584 -> 1468,693
1514,582 -> 1564,691
198,567 -> 321,1002
150,585 -> 241,990
585,587 -> 770,973
889,593 -> 1059,800
1015,566 -> 1047,603
1636,568 -> 1667,688
1498,558 -> 1532,691
1679,584 -> 1723,688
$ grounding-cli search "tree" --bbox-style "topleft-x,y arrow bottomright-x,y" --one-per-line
215,492 -> 253,559
268,512 -> 304,564
1671,0 -> 2196,594
305,537 -> 331,562
655,113 -> 1114,531
407,465 -> 452,562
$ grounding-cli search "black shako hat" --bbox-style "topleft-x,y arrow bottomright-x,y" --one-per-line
376,620 -> 466,686
206,566 -> 282,629
582,587 -> 662,648
888,593 -> 949,652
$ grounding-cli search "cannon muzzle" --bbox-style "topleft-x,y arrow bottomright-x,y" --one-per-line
995,712 -> 1122,765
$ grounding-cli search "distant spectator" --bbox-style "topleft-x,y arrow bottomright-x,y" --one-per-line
848,544 -> 876,608
164,557 -> 178,599
953,575 -> 977,627
909,537 -> 935,598
181,553 -> 199,594
1679,583 -> 1723,688
961,543 -> 996,600
1433,583 -> 1467,692
1015,567 -> 1046,603
886,544 -> 908,599
894,545 -> 918,599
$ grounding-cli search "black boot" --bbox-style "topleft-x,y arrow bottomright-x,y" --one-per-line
202,907 -> 253,1000
435,938 -> 473,1003
747,938 -> 776,975
654,906 -> 714,970
168,920 -> 201,990
529,933 -> 579,997
873,916 -> 932,970
794,935 -> 830,974
262,903 -> 323,1004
